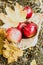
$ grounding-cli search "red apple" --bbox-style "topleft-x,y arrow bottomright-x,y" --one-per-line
23,6 -> 32,19
6,27 -> 22,43
17,22 -> 26,31
22,22 -> 37,37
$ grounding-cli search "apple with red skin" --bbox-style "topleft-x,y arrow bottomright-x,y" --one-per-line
17,21 -> 30,31
22,22 -> 38,38
6,27 -> 22,43
23,6 -> 32,19
17,22 -> 27,31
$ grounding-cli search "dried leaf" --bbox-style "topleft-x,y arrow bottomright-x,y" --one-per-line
3,40 -> 23,63
0,2 -> 26,29
0,38 -> 4,55
30,59 -> 37,65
